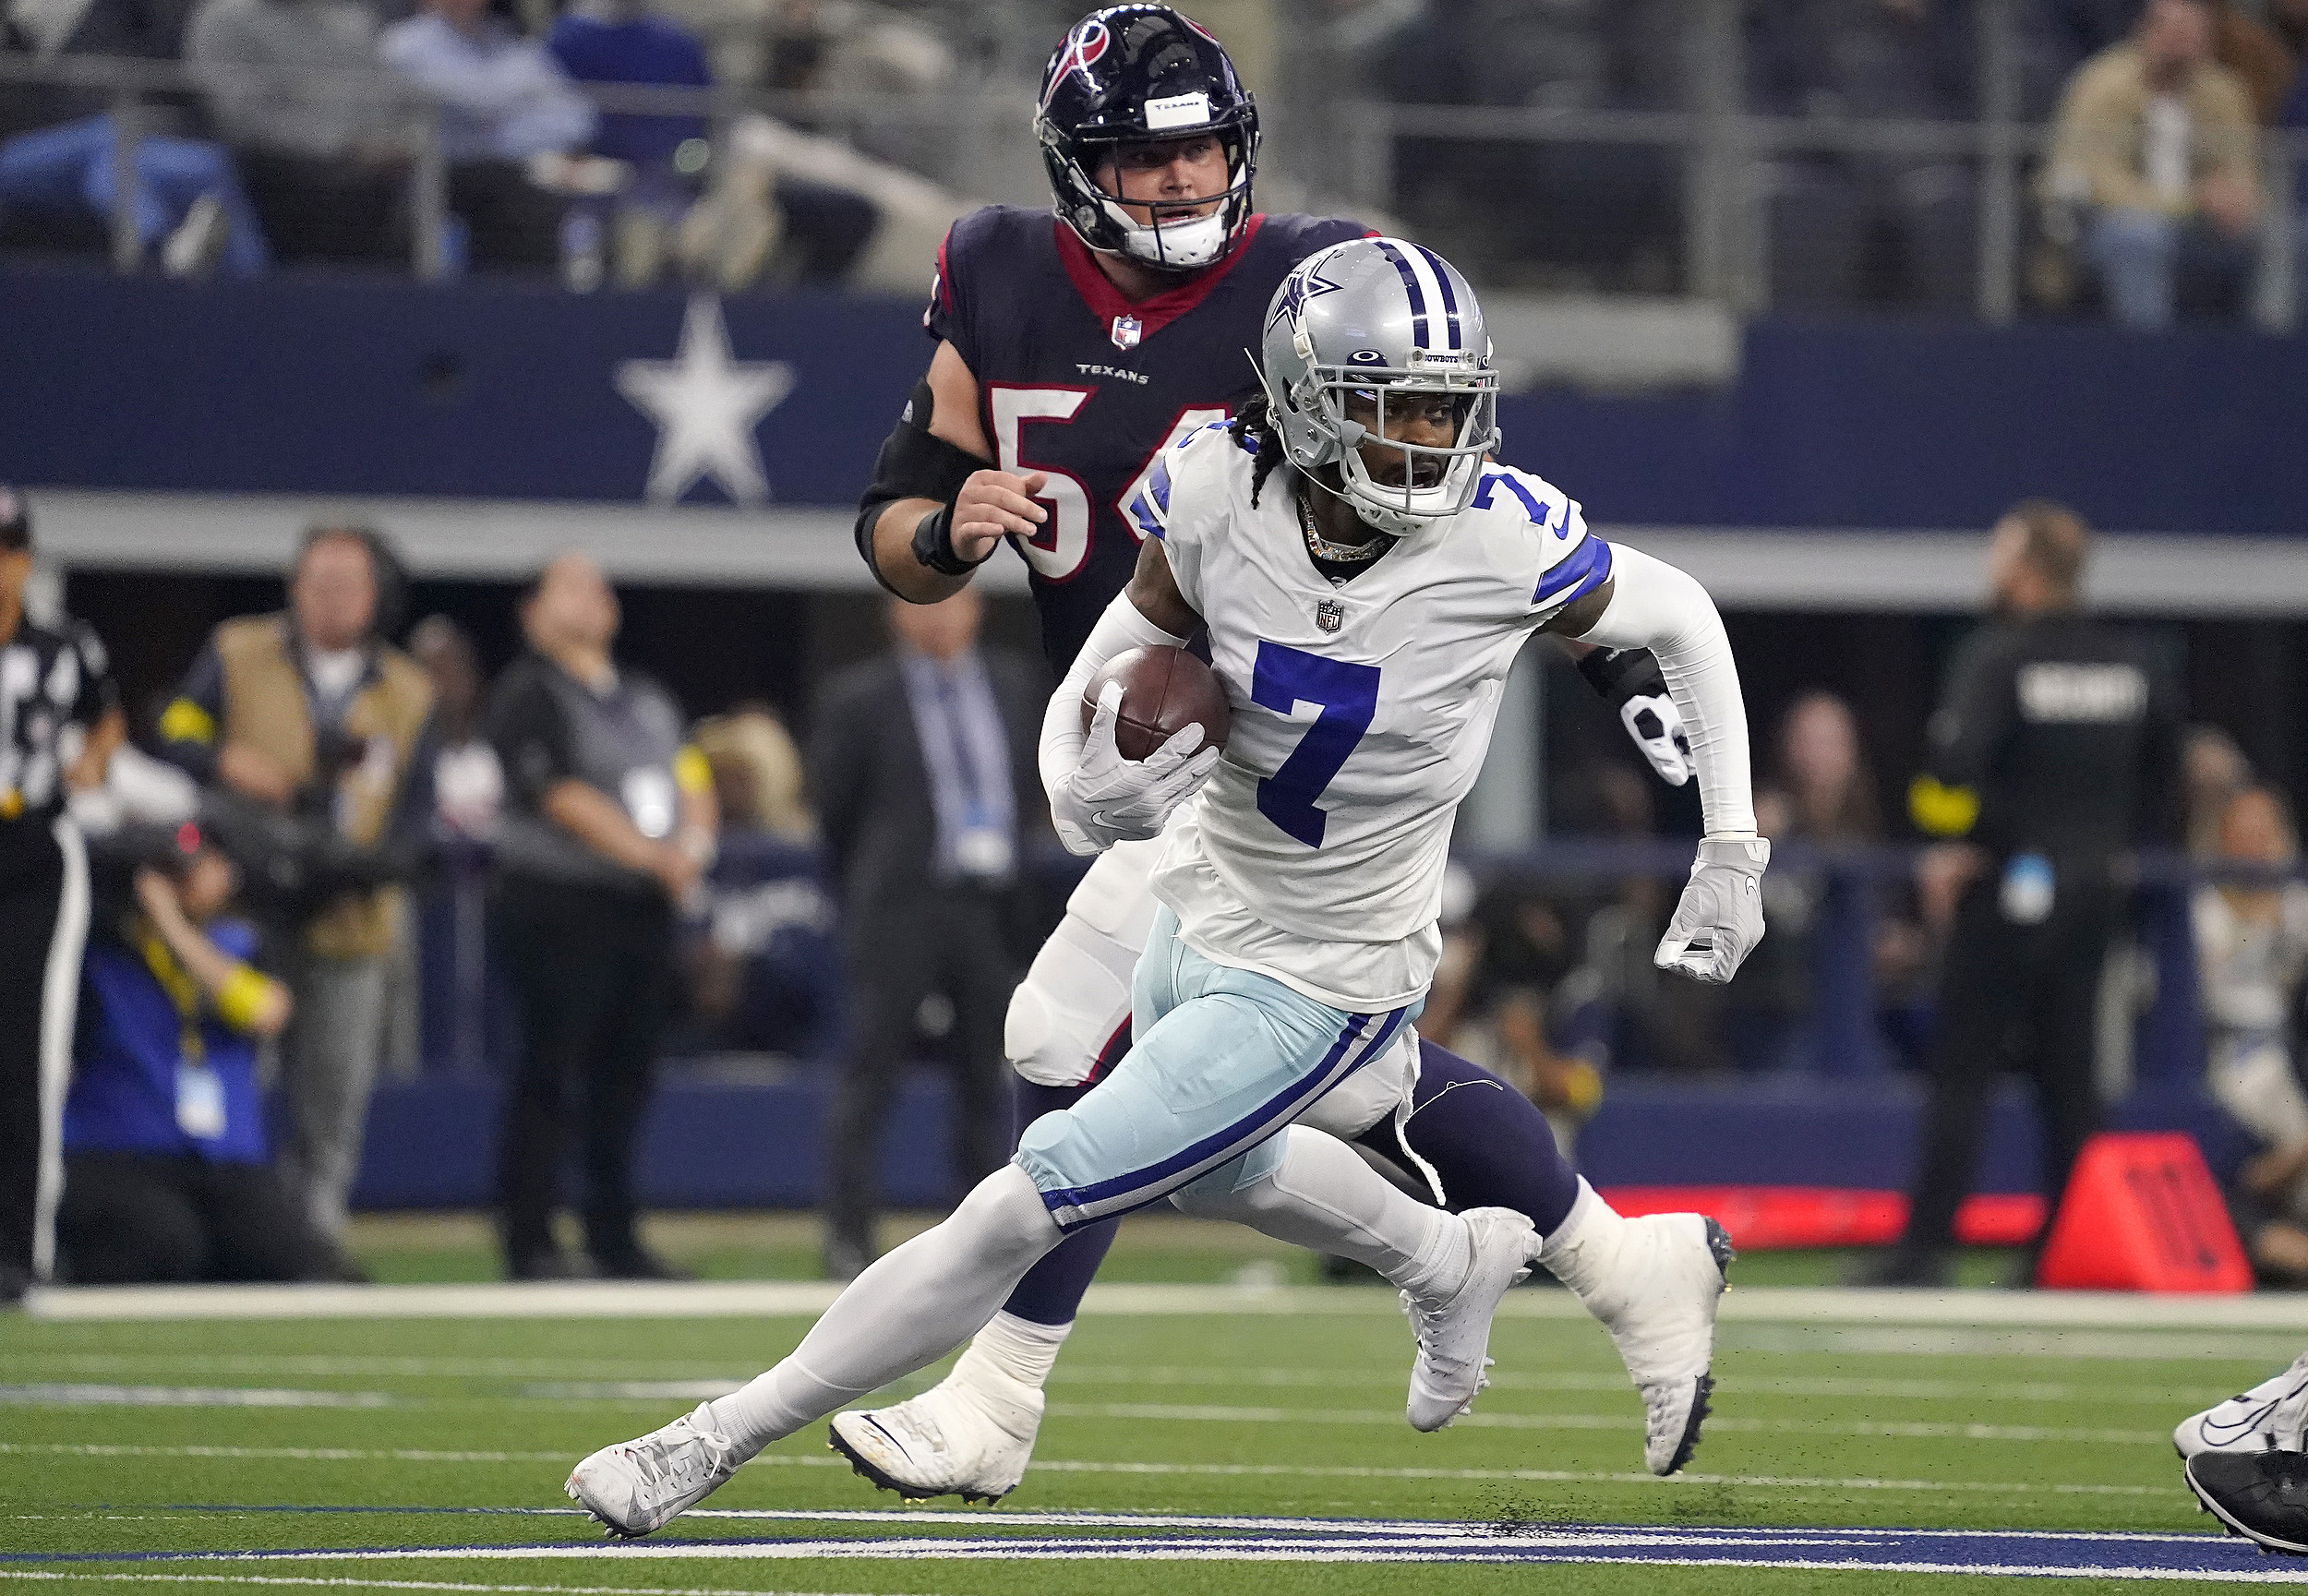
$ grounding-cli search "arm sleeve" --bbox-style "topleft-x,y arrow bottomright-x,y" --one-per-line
804,678 -> 869,870
485,673 -> 579,811
1908,630 -> 2012,837
155,640 -> 227,784
1922,633 -> 2013,792
922,222 -> 973,367
1039,594 -> 1192,802
71,622 -> 119,726
1574,543 -> 1756,837
383,714 -> 441,856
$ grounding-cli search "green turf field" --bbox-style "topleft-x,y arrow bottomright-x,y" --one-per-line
3,1214 -> 2303,1594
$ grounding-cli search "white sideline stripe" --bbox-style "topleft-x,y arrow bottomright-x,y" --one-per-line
0,1381 -> 2174,1441
1,1353 -> 2261,1403
0,1387 -> 393,1410
0,1443 -> 2172,1496
26,1279 -> 2308,1329
0,1574 -> 891,1596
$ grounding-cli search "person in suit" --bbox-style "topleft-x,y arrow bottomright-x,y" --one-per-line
809,587 -> 1040,1279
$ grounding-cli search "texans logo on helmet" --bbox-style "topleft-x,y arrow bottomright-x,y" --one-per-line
1040,19 -> 1112,109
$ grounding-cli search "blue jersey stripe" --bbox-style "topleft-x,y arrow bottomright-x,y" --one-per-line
1534,535 -> 1613,607
1375,241 -> 1430,351
1412,243 -> 1461,350
1148,451 -> 1173,513
1125,491 -> 1164,541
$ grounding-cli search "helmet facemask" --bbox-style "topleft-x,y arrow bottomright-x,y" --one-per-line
1272,349 -> 1500,537
1046,122 -> 1257,271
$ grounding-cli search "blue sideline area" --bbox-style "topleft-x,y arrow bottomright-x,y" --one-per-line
345,1070 -> 2250,1211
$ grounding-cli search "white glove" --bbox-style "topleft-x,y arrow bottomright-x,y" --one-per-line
1051,681 -> 1221,857
1621,692 -> 1691,787
1654,835 -> 1769,984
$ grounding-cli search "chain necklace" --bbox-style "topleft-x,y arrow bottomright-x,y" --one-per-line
1296,481 -> 1392,565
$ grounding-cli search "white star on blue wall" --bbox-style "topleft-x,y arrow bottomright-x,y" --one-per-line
617,296 -> 796,506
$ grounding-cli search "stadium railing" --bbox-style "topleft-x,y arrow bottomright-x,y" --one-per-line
4,6 -> 2302,327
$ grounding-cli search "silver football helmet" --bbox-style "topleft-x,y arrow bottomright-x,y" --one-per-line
1256,236 -> 1501,536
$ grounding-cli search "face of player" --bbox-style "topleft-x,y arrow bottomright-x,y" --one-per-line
1341,387 -> 1461,489
293,534 -> 378,654
1092,133 -> 1229,228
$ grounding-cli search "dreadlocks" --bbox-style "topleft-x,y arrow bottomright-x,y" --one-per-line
1228,390 -> 1291,508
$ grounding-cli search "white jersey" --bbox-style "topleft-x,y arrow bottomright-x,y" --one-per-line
1132,422 -> 1615,1012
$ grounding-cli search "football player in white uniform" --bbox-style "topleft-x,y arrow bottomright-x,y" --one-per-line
565,239 -> 1766,1537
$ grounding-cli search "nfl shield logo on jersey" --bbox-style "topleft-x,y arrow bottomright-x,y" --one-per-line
1316,598 -> 1344,633
1111,315 -> 1142,351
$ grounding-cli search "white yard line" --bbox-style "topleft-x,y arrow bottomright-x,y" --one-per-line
0,1354 -> 2258,1404
0,1388 -> 394,1410
1033,1401 -> 2170,1446
25,1280 -> 2308,1330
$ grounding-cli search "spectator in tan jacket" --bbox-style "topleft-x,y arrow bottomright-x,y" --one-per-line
2044,0 -> 2261,329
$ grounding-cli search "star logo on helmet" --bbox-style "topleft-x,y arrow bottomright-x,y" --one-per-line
1266,259 -> 1345,334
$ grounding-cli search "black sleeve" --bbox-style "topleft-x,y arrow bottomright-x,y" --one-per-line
2137,644 -> 2187,846
806,673 -> 872,871
923,219 -> 968,361
155,637 -> 227,784
1573,645 -> 1668,709
854,375 -> 992,589
484,667 -> 579,813
1923,630 -> 2015,792
69,621 -> 119,726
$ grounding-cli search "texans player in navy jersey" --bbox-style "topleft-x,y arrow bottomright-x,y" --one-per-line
833,6 -> 1708,1500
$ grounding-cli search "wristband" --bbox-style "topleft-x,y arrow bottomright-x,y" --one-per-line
910,502 -> 990,577
213,963 -> 279,1034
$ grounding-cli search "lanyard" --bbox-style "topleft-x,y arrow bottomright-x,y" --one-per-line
131,918 -> 206,1069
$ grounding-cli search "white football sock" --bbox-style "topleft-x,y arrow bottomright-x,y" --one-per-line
955,1311 -> 1073,1394
1172,1127 -> 1472,1301
1535,1178 -> 1629,1299
709,1165 -> 1063,1458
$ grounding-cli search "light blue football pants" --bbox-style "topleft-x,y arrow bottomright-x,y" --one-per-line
1014,906 -> 1415,1231
703,906 -> 1436,1455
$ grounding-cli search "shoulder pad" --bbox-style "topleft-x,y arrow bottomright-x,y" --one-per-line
1472,465 -> 1577,539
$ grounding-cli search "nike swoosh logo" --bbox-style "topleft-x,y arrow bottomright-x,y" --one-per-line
2203,1400 -> 2279,1439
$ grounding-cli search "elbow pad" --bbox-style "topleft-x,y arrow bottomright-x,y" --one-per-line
854,378 -> 989,592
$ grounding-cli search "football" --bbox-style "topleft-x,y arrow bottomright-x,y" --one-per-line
1080,644 -> 1232,762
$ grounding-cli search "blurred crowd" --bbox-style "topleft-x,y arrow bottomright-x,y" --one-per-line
0,0 -> 999,287
1343,0 -> 2304,323
6,0 -> 2306,323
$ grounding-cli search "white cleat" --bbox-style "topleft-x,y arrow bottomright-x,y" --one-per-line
828,1363 -> 1044,1505
565,1402 -> 741,1538
2176,1350 -> 2308,1459
1565,1211 -> 1734,1475
1403,1206 -> 1538,1433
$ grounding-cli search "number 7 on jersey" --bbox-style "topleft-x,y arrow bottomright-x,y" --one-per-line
1251,642 -> 1379,849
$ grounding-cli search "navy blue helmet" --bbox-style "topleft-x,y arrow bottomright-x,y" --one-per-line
1034,6 -> 1260,271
